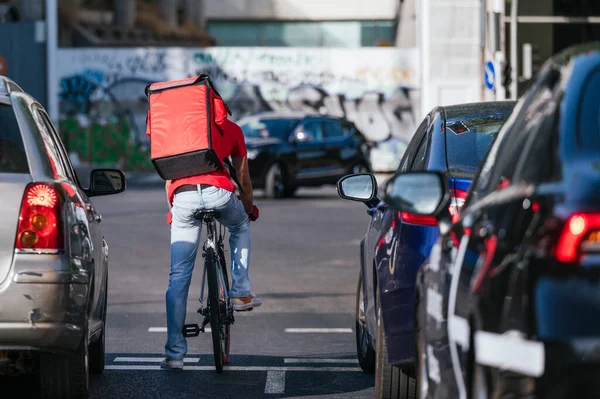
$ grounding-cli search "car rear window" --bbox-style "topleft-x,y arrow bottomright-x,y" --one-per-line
0,103 -> 29,173
239,117 -> 301,139
445,114 -> 509,177
578,68 -> 600,151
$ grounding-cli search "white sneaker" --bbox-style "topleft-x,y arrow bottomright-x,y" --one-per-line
160,358 -> 184,370
232,293 -> 262,311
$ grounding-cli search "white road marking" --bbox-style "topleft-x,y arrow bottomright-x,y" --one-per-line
105,365 -> 363,372
284,328 -> 352,333
284,358 -> 359,364
475,330 -> 545,377
113,357 -> 199,363
264,371 -> 286,394
148,327 -> 210,333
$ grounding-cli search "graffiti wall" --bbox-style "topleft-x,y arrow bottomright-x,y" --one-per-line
56,47 -> 420,172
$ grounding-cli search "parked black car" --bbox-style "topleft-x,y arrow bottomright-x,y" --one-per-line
384,42 -> 600,399
337,101 -> 515,398
237,112 -> 372,198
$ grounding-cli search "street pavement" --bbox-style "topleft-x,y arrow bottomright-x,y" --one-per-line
84,182 -> 379,398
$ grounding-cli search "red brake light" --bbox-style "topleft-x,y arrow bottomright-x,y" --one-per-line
400,212 -> 438,226
555,213 -> 600,263
16,183 -> 63,250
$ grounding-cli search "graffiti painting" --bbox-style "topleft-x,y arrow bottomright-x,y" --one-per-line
57,47 -> 420,172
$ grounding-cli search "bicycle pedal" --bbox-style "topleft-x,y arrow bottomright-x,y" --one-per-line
182,324 -> 201,337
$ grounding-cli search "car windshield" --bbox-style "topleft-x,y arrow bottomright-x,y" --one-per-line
445,114 -> 510,177
239,117 -> 300,139
0,104 -> 29,173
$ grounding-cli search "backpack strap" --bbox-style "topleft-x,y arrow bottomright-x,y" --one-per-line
224,158 -> 244,194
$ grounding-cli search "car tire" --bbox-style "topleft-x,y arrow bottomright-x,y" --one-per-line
89,278 -> 107,374
375,290 -> 416,399
356,271 -> 376,373
264,163 -> 289,199
40,320 -> 89,398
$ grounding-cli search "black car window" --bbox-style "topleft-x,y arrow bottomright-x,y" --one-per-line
38,110 -> 80,184
302,120 -> 324,141
398,115 -> 429,172
468,68 -> 560,204
239,117 -> 301,139
323,120 -> 345,139
33,109 -> 68,179
0,103 -> 29,173
411,126 -> 430,171
342,122 -> 357,137
577,67 -> 600,153
513,69 -> 563,185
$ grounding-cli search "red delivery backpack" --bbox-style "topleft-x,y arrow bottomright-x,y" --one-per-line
145,74 -> 232,180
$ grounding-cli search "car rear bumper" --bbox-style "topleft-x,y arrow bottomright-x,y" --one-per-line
0,253 -> 89,352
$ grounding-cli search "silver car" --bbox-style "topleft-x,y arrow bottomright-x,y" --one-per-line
0,76 -> 125,398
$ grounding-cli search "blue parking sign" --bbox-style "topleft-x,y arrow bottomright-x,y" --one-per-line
484,61 -> 496,91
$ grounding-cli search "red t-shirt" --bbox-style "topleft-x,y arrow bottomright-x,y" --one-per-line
166,119 -> 247,205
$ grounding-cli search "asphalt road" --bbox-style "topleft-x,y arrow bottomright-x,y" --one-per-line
85,183 -> 376,398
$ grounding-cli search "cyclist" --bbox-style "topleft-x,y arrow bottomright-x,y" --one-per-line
161,118 -> 261,370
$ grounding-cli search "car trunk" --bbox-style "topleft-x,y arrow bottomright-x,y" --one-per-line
0,174 -> 31,284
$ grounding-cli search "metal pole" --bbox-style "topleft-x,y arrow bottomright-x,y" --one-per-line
510,0 -> 518,100
46,0 -> 59,123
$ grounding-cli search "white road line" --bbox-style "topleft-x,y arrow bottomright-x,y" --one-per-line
113,357 -> 199,363
264,371 -> 286,394
105,365 -> 363,372
284,328 -> 352,333
284,358 -> 359,364
148,327 -> 210,333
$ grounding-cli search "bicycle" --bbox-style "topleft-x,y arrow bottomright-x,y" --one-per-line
181,209 -> 252,373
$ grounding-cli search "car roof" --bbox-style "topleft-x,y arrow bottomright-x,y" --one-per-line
442,101 -> 517,123
241,111 -> 340,120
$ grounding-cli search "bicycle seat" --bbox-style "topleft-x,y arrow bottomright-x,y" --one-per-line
193,209 -> 221,221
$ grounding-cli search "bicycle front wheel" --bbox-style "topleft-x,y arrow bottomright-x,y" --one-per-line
206,247 -> 227,373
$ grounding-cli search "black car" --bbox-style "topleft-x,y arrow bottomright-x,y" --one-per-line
337,101 -> 515,398
384,42 -> 600,399
237,112 -> 371,198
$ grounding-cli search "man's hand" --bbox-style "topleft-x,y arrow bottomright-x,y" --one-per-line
248,205 -> 259,221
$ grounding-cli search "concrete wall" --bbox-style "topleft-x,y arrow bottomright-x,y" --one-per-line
418,0 -> 483,119
204,0 -> 398,20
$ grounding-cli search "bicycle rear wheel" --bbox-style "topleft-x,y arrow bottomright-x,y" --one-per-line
217,246 -> 231,364
206,247 -> 228,373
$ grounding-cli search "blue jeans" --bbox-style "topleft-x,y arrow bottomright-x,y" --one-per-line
165,185 -> 251,360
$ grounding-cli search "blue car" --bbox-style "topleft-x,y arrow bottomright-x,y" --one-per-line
337,100 -> 515,398
385,42 -> 600,399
